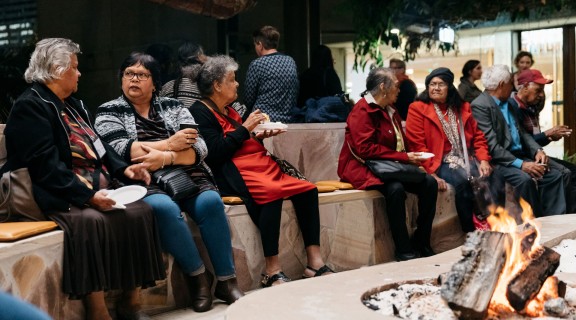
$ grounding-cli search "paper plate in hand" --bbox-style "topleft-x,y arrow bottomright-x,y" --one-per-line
253,122 -> 288,133
419,152 -> 435,159
106,185 -> 147,209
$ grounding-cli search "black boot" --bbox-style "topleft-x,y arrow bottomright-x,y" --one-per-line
186,271 -> 213,312
214,277 -> 244,305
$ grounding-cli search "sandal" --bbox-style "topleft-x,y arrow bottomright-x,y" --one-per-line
302,265 -> 335,278
261,271 -> 291,288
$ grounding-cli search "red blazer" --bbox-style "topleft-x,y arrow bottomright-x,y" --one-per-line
338,97 -> 410,190
405,100 -> 491,174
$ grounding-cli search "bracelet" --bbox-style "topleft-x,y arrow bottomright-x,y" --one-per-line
169,151 -> 175,166
161,151 -> 167,169
167,139 -> 173,151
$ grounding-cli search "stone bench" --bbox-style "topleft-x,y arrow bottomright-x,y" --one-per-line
0,122 -> 467,319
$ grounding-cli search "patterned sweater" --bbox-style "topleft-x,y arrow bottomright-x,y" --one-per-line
244,52 -> 299,123
94,95 -> 213,177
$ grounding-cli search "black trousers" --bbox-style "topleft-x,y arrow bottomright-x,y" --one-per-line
250,188 -> 321,257
371,175 -> 438,254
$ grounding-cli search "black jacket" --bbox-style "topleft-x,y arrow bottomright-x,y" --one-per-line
3,83 -> 131,213
189,101 -> 263,217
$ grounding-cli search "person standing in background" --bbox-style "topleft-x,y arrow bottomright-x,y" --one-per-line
513,51 -> 534,91
244,25 -> 299,123
389,58 -> 417,121
458,60 -> 483,103
161,41 -> 206,108
297,44 -> 343,107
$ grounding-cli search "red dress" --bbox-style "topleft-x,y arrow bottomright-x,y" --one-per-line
212,107 -> 316,205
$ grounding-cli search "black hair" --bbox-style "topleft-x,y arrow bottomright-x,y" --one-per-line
119,52 -> 162,94
310,45 -> 334,70
462,60 -> 480,77
416,84 -> 464,111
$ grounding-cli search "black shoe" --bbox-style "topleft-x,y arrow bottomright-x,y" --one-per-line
186,271 -> 214,312
215,277 -> 244,305
417,245 -> 436,257
395,251 -> 419,261
116,305 -> 151,320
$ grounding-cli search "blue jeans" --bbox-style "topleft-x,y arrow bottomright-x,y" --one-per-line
0,291 -> 51,320
143,191 -> 235,279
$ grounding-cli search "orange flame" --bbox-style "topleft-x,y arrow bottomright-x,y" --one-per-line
487,198 -> 545,313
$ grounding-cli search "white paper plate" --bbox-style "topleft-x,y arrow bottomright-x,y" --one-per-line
253,122 -> 288,133
106,185 -> 147,209
419,152 -> 435,159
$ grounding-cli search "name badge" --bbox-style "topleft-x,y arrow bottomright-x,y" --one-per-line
533,127 -> 541,134
93,138 -> 107,158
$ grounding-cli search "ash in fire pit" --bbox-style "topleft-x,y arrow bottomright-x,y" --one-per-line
363,236 -> 576,319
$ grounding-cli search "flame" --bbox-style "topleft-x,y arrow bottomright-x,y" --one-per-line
487,198 -> 545,313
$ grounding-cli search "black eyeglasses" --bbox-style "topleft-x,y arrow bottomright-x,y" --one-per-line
123,71 -> 151,81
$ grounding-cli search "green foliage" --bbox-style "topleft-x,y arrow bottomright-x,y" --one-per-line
347,0 -> 576,71
564,151 -> 576,165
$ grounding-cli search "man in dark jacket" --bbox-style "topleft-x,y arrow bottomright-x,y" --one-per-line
471,65 -> 565,217
512,69 -> 576,213
389,58 -> 417,121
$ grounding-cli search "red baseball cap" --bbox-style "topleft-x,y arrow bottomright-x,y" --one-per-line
517,69 -> 553,86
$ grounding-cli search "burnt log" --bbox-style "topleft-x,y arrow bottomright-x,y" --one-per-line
441,231 -> 510,319
506,246 -> 561,312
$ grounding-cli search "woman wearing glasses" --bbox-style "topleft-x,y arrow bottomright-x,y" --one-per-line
405,68 -> 493,233
95,52 -> 243,313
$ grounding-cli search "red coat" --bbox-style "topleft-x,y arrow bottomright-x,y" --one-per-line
338,97 -> 410,190
405,100 -> 491,174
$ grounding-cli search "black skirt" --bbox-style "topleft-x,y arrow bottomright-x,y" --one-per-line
49,201 -> 166,299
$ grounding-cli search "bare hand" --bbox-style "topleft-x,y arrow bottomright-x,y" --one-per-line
168,128 -> 197,151
254,129 -> 285,139
242,109 -> 267,132
124,163 -> 151,185
521,161 -> 547,179
406,152 -> 422,165
545,125 -> 572,141
88,190 -> 116,211
479,160 -> 492,177
131,145 -> 166,172
431,174 -> 448,192
535,150 -> 548,165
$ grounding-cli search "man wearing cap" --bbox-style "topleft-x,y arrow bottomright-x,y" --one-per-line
512,69 -> 576,213
471,65 -> 566,217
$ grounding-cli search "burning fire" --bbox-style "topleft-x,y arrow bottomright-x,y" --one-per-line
487,198 -> 553,317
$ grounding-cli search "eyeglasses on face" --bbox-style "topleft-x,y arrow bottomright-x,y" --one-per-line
123,71 -> 151,81
429,82 -> 447,89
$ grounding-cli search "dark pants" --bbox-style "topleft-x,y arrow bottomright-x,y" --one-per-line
437,163 -> 478,233
371,175 -> 438,254
494,162 -> 566,217
250,188 -> 321,257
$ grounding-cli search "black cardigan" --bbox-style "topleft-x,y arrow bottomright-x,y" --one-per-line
189,101 -> 263,217
2,83 -> 131,213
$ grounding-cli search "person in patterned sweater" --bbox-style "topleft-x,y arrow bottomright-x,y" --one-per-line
244,25 -> 299,123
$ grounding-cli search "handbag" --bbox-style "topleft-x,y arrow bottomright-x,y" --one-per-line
458,114 -> 491,230
270,154 -> 308,181
0,168 -> 45,222
347,142 -> 426,183
152,166 -> 199,201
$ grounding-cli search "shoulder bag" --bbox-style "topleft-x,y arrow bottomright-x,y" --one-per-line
0,168 -> 45,222
152,166 -> 200,201
347,142 -> 425,184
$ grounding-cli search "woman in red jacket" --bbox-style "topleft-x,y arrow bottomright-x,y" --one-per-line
405,68 -> 492,232
338,67 -> 437,261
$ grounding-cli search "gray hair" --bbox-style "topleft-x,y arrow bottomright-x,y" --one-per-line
197,55 -> 239,97
365,67 -> 396,96
481,64 -> 511,91
24,38 -> 81,84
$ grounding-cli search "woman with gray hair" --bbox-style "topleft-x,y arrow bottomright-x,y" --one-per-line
2,38 -> 165,320
338,67 -> 437,261
190,55 -> 333,287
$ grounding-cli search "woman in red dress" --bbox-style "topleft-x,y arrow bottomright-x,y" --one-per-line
190,55 -> 333,287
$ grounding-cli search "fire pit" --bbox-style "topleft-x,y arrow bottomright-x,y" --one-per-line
364,201 -> 576,319
226,215 -> 576,320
